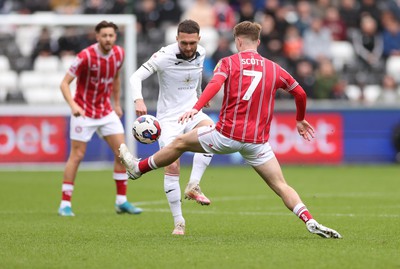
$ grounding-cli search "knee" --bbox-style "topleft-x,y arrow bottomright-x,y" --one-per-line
165,161 -> 180,175
173,135 -> 188,150
70,150 -> 85,163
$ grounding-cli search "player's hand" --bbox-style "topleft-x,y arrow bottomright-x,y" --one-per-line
179,109 -> 199,124
71,102 -> 85,118
134,99 -> 147,116
296,119 -> 315,141
114,105 -> 123,118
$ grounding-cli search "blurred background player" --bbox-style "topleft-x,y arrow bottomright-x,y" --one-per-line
58,20 -> 142,216
120,21 -> 342,239
129,19 -> 214,235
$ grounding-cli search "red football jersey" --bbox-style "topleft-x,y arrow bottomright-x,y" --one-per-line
69,44 -> 124,119
213,50 -> 300,143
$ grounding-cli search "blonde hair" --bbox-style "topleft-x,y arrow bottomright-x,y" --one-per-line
233,21 -> 261,41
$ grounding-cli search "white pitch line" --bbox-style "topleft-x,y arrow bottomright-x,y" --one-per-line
140,208 -> 400,218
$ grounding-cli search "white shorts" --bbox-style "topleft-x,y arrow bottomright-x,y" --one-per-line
70,111 -> 124,142
197,125 -> 275,166
158,111 -> 212,148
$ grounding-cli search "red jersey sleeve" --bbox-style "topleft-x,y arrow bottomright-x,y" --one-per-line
277,66 -> 307,121
193,74 -> 225,110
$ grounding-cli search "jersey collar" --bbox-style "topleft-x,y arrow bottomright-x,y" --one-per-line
176,51 -> 200,62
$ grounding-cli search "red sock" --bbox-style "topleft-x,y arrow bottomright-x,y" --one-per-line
114,171 -> 128,195
61,181 -> 74,202
138,156 -> 157,173
293,203 -> 313,223
115,180 -> 127,195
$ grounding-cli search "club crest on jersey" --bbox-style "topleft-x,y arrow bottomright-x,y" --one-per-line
91,64 -> 99,71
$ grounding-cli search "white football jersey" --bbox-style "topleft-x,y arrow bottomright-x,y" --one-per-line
140,43 -> 205,121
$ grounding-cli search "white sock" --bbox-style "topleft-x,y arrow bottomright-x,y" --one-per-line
188,153 -> 213,185
116,195 -> 128,205
164,174 -> 184,225
60,200 -> 71,208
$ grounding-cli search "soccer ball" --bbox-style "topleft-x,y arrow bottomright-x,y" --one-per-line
132,114 -> 161,144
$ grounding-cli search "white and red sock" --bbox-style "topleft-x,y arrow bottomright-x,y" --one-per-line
138,155 -> 158,174
293,203 -> 314,223
114,171 -> 128,205
60,181 -> 74,208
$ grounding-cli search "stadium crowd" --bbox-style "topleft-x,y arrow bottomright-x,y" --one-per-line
1,0 -> 400,104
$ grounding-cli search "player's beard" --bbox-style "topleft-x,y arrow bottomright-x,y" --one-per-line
99,42 -> 113,54
179,49 -> 196,60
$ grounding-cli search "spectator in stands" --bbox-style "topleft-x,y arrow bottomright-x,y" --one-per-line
237,0 -> 255,23
259,13 -> 284,64
31,27 -> 58,66
135,0 -> 161,38
107,0 -> 128,14
382,14 -> 400,58
294,0 -> 314,36
83,0 -> 108,14
314,58 -> 340,99
282,25 -> 305,74
57,27 -> 82,57
312,0 -> 331,19
358,0 -> 382,29
339,0 -> 360,36
303,17 -> 332,63
181,0 -> 215,28
213,0 -> 236,34
17,0 -> 51,13
378,74 -> 400,104
293,59 -> 316,99
50,0 -> 81,14
158,0 -> 182,27
323,6 -> 348,41
330,79 -> 350,100
265,2 -> 290,38
211,33 -> 233,67
350,14 -> 384,85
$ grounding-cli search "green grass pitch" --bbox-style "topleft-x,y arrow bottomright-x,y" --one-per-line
0,165 -> 399,269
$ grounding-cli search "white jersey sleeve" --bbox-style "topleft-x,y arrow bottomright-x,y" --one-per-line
130,47 -> 169,101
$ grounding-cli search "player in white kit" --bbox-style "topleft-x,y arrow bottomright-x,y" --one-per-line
128,20 -> 214,235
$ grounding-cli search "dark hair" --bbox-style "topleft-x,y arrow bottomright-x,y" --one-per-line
177,20 -> 200,35
95,21 -> 118,33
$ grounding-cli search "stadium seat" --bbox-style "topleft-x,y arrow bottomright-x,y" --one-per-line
0,55 -> 10,71
15,25 -> 42,57
19,70 -> 69,104
23,87 -> 55,104
345,84 -> 362,101
60,54 -> 76,72
386,56 -> 400,83
19,71 -> 44,89
330,41 -> 355,72
33,55 -> 61,72
0,71 -> 18,102
363,84 -> 381,103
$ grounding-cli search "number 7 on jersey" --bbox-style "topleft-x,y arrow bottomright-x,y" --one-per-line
242,70 -> 262,101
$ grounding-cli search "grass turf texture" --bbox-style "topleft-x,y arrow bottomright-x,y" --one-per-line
0,165 -> 399,269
